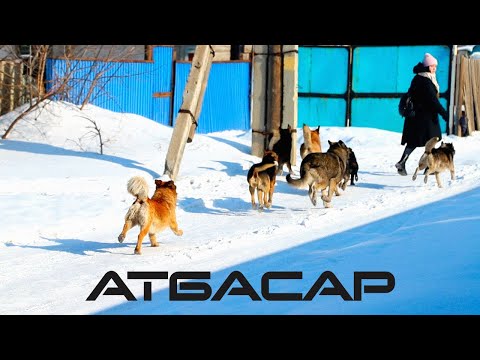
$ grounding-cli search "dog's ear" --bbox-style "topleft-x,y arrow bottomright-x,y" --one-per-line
328,140 -> 332,146
155,179 -> 163,187
162,180 -> 176,189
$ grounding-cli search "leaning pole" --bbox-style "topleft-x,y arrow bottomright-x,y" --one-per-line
162,45 -> 214,181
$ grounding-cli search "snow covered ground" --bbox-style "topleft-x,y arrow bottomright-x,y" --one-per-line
1,101 -> 479,314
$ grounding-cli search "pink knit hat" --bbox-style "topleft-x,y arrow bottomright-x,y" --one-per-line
423,53 -> 438,67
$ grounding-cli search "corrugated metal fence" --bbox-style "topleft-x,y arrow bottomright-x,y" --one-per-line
45,45 -> 453,134
45,47 -> 252,133
173,61 -> 251,133
46,46 -> 174,126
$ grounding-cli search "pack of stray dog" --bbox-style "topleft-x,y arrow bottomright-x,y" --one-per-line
247,150 -> 279,210
268,124 -> 295,175
340,147 -> 359,190
118,176 -> 183,254
300,124 -> 322,159
286,140 -> 350,208
412,136 -> 455,188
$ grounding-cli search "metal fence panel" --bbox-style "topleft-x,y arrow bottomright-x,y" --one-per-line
45,46 -> 173,126
173,61 -> 251,133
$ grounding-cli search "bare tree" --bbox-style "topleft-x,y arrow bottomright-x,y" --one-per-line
1,45 -> 138,140
66,113 -> 110,155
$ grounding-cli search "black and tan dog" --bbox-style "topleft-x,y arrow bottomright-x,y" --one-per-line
286,140 -> 349,208
247,150 -> 279,210
412,136 -> 455,188
268,124 -> 295,175
300,124 -> 321,159
340,147 -> 359,190
118,176 -> 183,254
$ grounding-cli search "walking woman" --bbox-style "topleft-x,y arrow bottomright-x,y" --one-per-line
395,53 -> 448,175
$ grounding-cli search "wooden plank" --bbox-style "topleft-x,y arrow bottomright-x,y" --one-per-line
13,62 -> 22,109
454,53 -> 462,136
163,45 -> 212,181
464,57 -> 475,136
153,92 -> 172,98
472,59 -> 480,131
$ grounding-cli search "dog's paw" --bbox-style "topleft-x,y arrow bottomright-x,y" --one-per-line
151,243 -> 159,247
134,248 -> 142,255
412,174 -> 417,181
323,201 -> 332,208
118,234 -> 125,243
176,229 -> 184,236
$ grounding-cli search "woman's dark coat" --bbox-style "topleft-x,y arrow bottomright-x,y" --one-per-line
401,63 -> 448,147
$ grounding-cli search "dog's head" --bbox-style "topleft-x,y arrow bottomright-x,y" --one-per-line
263,150 -> 279,163
347,146 -> 358,160
303,124 -> 320,134
440,141 -> 455,155
154,179 -> 177,191
328,139 -> 348,150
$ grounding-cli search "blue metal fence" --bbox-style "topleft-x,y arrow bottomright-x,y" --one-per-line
45,45 -> 452,135
298,45 -> 451,133
45,49 -> 251,133
351,45 -> 450,132
46,46 -> 174,126
298,46 -> 348,127
173,61 -> 251,133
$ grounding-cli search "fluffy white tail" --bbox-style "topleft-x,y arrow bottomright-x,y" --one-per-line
127,176 -> 149,200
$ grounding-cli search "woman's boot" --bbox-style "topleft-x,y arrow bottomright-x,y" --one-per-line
396,146 -> 415,176
395,157 -> 408,175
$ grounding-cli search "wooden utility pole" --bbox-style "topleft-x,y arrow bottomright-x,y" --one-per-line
163,45 -> 214,181
251,45 -> 269,157
187,46 -> 215,143
282,45 -> 298,166
267,45 -> 282,149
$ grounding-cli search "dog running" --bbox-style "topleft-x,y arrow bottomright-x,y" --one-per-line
340,147 -> 359,190
286,140 -> 349,208
247,150 -> 279,210
300,124 -> 321,159
118,176 -> 183,254
412,136 -> 455,188
268,124 -> 295,175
